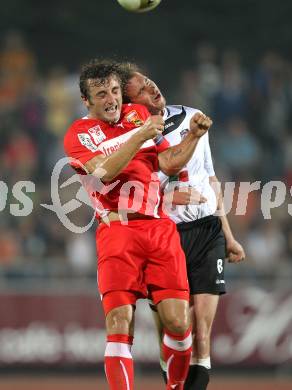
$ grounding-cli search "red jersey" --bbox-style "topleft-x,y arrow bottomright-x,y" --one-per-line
64,103 -> 169,220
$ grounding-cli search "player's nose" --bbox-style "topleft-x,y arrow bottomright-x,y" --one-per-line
107,92 -> 116,104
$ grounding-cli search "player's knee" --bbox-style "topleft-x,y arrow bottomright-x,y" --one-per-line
163,314 -> 189,335
106,305 -> 133,334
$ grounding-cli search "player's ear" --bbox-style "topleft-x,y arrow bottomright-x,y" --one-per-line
81,94 -> 90,109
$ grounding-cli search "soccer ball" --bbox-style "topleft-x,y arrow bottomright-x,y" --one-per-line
117,0 -> 162,13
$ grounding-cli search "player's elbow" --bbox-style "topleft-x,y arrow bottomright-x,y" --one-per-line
159,156 -> 180,176
163,167 -> 180,176
92,170 -> 116,182
86,160 -> 117,182
101,174 -> 116,182
159,161 -> 181,176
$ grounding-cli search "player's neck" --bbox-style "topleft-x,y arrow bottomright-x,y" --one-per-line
86,112 -> 98,120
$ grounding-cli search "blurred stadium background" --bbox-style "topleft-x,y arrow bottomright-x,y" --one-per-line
0,0 -> 292,389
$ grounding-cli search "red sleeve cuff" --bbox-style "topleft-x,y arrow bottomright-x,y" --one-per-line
155,135 -> 170,153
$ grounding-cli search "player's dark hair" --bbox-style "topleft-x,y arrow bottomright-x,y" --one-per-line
117,62 -> 141,103
79,59 -> 123,99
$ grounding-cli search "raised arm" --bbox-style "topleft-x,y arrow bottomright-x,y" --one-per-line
84,115 -> 164,181
158,112 -> 212,176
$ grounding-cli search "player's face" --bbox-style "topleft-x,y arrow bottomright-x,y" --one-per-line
84,75 -> 122,123
125,72 -> 166,115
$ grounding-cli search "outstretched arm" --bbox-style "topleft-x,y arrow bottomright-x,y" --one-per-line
158,112 -> 212,176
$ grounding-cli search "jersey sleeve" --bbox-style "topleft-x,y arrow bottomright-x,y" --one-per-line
64,129 -> 103,170
204,133 -> 215,176
155,134 -> 170,153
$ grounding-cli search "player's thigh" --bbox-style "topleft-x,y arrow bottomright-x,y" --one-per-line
187,232 -> 227,295
145,218 -> 189,292
96,222 -> 147,295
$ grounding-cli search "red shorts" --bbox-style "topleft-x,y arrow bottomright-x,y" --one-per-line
96,218 -> 189,314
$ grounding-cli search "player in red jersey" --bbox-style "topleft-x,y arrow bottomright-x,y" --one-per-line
117,63 -> 245,390
64,59 -> 213,390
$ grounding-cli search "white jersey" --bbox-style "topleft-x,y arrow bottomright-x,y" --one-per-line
159,105 -> 218,224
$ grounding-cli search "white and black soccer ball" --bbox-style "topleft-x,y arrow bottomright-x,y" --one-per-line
117,0 -> 162,13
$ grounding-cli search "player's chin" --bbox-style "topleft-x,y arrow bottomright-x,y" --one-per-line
105,111 -> 121,123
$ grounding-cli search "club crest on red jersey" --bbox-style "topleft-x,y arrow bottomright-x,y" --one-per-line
88,125 -> 106,144
125,110 -> 144,126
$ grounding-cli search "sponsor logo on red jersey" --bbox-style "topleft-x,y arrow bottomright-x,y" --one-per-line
77,133 -> 98,152
88,125 -> 106,144
101,140 -> 126,156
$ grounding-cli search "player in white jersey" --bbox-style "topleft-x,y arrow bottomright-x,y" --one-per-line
118,64 -> 246,390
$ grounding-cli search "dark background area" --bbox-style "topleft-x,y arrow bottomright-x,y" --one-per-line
2,0 -> 292,91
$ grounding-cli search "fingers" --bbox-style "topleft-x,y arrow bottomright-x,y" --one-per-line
199,195 -> 207,204
228,253 -> 239,263
172,187 -> 207,205
146,116 -> 164,132
145,115 -> 164,127
192,113 -> 213,129
196,115 -> 212,129
172,189 -> 192,205
192,112 -> 203,122
189,191 -> 207,204
228,251 -> 245,263
201,117 -> 212,129
142,116 -> 164,140
155,125 -> 164,132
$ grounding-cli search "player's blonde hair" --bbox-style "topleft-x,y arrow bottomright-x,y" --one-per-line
117,62 -> 141,103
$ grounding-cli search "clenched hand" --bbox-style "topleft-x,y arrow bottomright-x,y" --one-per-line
190,112 -> 213,138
